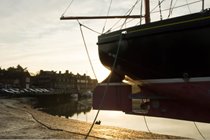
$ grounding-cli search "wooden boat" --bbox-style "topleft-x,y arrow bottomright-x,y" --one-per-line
61,0 -> 210,123
96,0 -> 210,123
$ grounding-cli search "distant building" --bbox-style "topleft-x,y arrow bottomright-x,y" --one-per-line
54,71 -> 78,94
76,73 -> 97,94
0,66 -> 97,95
32,70 -> 56,89
31,70 -> 97,95
0,66 -> 30,88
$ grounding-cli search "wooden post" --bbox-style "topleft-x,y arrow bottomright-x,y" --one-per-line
145,0 -> 151,23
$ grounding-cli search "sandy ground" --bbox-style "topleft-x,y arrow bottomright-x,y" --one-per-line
0,96 -> 185,139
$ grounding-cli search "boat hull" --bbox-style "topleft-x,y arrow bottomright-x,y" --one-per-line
97,10 -> 210,122
98,10 -> 210,80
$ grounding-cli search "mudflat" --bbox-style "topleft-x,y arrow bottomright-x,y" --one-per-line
0,97 -> 185,139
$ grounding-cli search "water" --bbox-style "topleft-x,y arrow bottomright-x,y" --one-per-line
71,109 -> 210,139
35,98 -> 210,139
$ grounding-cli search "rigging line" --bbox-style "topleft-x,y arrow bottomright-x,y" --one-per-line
140,0 -> 143,25
152,0 -> 202,15
61,0 -> 74,17
79,22 -> 101,34
111,18 -> 136,31
104,19 -> 123,33
193,122 -> 206,140
102,0 -> 113,34
144,116 -> 151,133
150,0 -> 166,13
121,0 -> 141,29
185,0 -> 192,14
158,0 -> 163,20
168,0 -> 174,18
135,0 -> 144,26
127,0 -> 141,17
105,0 -> 141,33
78,20 -> 98,81
85,33 -> 124,139
104,14 -> 139,33
168,0 -> 178,17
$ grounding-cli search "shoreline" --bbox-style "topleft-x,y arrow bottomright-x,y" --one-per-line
0,96 -> 186,139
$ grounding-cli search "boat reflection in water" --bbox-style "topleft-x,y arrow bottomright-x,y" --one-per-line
34,96 -> 210,139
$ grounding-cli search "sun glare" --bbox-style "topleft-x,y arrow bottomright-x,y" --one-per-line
101,110 -> 124,118
95,66 -> 110,83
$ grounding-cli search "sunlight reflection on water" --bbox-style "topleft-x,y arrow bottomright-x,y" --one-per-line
71,109 -> 210,139
36,97 -> 210,139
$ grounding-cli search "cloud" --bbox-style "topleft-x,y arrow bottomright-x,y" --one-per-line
0,0 -> 210,80
0,0 -> 70,42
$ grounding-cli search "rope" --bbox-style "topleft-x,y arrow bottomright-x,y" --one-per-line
168,0 -> 178,17
85,32 -> 124,139
144,116 -> 151,133
166,0 -> 202,18
140,0 -> 143,25
61,0 -> 74,17
102,0 -> 113,33
9,101 -> 102,139
110,18 -> 136,32
168,0 -> 174,18
158,0 -> 163,20
193,122 -> 206,140
79,22 -> 101,34
150,0 -> 166,13
78,21 -> 98,81
185,0 -> 192,14
121,0 -> 141,29
105,0 -> 142,33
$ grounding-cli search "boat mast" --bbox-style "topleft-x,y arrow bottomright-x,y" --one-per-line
144,0 -> 151,23
202,0 -> 205,11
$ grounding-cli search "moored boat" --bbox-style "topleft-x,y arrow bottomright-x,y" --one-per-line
61,0 -> 210,123
97,1 -> 210,105
98,8 -> 210,82
96,0 -> 210,122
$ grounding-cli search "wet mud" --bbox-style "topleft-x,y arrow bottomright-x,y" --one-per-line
0,97 -> 186,139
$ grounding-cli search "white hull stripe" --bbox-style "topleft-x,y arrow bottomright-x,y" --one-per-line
139,77 -> 210,84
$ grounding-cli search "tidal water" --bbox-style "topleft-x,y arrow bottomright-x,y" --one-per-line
35,98 -> 210,139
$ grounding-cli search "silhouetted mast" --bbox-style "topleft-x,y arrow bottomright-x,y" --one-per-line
202,0 -> 205,11
145,0 -> 151,23
60,1 -> 149,23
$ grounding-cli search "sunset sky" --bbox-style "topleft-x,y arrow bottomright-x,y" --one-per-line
0,0 -> 209,82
